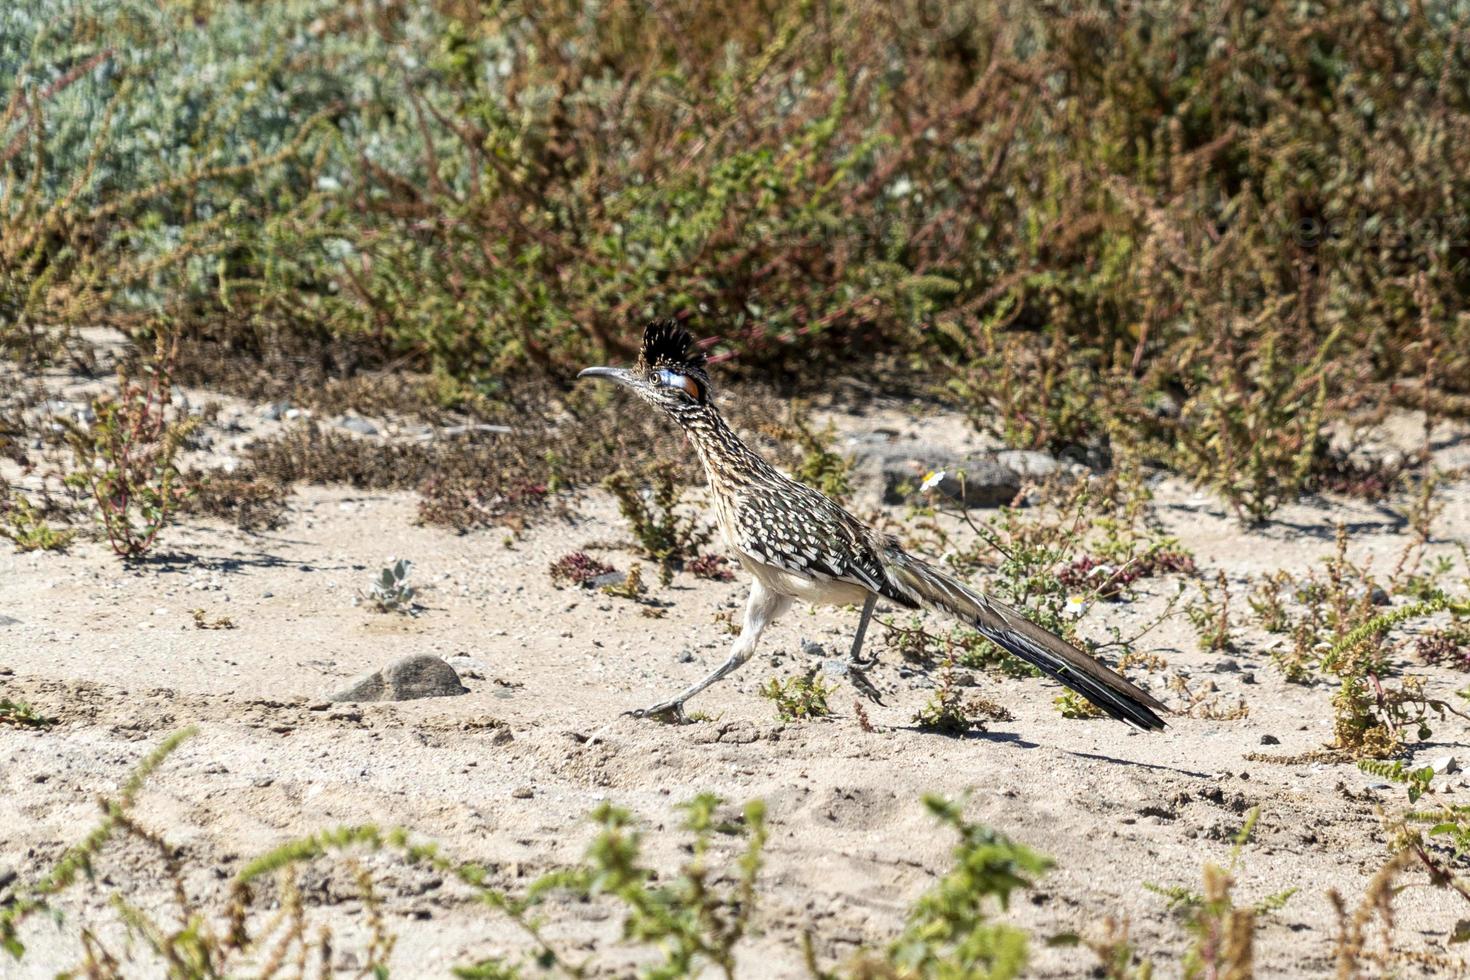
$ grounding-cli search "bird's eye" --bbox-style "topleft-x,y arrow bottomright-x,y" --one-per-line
657,369 -> 703,402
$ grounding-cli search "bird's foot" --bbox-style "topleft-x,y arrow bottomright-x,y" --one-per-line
847,663 -> 884,705
625,700 -> 687,723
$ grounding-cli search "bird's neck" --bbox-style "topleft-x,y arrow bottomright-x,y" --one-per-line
679,405 -> 775,490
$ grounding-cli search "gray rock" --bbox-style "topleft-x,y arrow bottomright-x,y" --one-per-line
1213,659 -> 1240,673
846,436 -> 1062,509
328,654 -> 468,702
340,416 -> 379,436
1260,734 -> 1280,745
262,402 -> 289,421
993,450 -> 1061,480
1431,755 -> 1460,775
586,571 -> 625,590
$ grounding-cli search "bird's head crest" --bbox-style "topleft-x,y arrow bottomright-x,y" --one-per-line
577,319 -> 714,411
635,320 -> 707,380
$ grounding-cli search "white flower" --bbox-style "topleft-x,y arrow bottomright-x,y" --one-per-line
1064,595 -> 1089,617
919,470 -> 946,493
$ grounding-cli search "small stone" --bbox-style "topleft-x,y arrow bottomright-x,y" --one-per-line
800,639 -> 828,657
677,650 -> 695,663
587,571 -> 624,590
512,787 -> 534,799
1432,755 -> 1460,775
327,654 -> 469,703
1213,659 -> 1240,673
339,416 -> 378,436
262,402 -> 289,421
1260,734 -> 1280,745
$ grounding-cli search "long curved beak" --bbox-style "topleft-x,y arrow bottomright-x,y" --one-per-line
577,366 -> 636,387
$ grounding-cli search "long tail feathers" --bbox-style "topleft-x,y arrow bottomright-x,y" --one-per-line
885,552 -> 1169,731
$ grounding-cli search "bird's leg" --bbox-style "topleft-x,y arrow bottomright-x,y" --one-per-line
629,578 -> 790,721
848,594 -> 877,666
842,593 -> 885,705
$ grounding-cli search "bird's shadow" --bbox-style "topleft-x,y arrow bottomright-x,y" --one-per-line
894,726 -> 1215,779
1062,748 -> 1215,779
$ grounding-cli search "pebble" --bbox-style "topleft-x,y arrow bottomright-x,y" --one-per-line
512,787 -> 534,799
1213,659 -> 1240,673
1260,734 -> 1280,745
339,416 -> 378,436
1432,755 -> 1460,775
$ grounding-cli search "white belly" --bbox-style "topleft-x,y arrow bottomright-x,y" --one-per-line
739,555 -> 873,607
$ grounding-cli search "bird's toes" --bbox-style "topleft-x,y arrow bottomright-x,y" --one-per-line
627,702 -> 686,723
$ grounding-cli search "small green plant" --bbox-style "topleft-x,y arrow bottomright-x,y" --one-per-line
459,793 -> 772,979
0,495 -> 73,552
1184,571 -> 1233,653
944,316 -> 1106,454
824,795 -> 1053,980
62,333 -> 196,559
603,463 -> 713,586
760,673 -> 833,721
1055,689 -> 1106,721
190,609 -> 235,630
1143,809 -> 1294,980
915,650 -> 1015,733
601,562 -> 647,600
1358,759 -> 1435,804
1247,572 -> 1292,634
363,558 -> 416,613
0,699 -> 56,729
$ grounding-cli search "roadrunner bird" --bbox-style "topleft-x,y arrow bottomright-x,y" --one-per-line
579,321 -> 1168,730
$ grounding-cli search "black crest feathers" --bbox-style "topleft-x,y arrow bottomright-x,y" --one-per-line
637,319 -> 707,378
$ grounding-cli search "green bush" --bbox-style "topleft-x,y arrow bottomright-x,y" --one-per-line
10,0 -> 1470,516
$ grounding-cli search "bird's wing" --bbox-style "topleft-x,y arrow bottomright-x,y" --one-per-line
732,481 -> 912,603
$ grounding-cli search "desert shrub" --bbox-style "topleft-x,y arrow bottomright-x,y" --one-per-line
15,0 -> 1470,524
1247,524 -> 1470,758
176,468 -> 290,531
603,462 -> 714,586
0,0 -> 341,360
61,332 -> 196,558
0,492 -> 73,552
894,470 -> 1190,683
548,551 -> 615,587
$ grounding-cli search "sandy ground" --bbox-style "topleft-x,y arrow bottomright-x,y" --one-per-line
4,365 -> 1470,976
